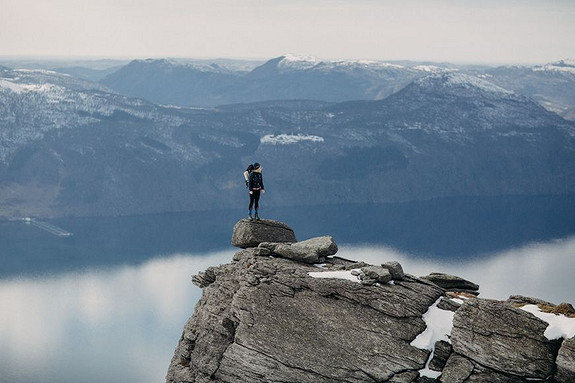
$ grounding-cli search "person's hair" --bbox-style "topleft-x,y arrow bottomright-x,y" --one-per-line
246,164 -> 254,172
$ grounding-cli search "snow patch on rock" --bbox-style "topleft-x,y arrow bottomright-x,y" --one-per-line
307,269 -> 361,283
411,298 -> 456,379
521,304 -> 575,340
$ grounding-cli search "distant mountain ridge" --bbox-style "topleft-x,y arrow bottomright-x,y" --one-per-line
1,66 -> 574,218
484,59 -> 575,120
98,55 -> 575,121
100,55 -> 443,107
100,58 -> 245,107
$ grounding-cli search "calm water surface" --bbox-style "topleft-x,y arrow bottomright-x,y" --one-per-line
1,197 -> 574,383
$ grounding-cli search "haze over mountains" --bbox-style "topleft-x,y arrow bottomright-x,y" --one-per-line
0,56 -> 574,219
98,55 -> 575,121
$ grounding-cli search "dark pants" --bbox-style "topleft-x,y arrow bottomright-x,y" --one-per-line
249,190 -> 261,211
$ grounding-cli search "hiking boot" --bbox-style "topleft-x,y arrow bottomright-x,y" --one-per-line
248,213 -> 253,221
255,212 -> 260,221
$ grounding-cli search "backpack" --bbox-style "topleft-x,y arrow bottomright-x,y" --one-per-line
249,172 -> 262,189
244,164 -> 254,187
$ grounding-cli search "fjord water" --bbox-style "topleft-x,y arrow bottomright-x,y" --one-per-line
1,196 -> 574,383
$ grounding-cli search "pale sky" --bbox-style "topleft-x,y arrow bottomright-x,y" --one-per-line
1,0 -> 574,64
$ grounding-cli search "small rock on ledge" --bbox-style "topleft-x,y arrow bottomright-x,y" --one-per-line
422,272 -> 480,293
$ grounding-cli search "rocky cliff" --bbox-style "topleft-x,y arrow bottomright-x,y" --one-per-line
167,219 -> 575,382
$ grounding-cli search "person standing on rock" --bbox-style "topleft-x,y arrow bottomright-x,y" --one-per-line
248,162 -> 264,221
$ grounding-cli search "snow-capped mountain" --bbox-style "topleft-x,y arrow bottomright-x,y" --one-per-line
1,68 -> 574,218
101,55 -> 447,107
321,72 -> 575,200
98,56 -> 575,122
269,54 -> 322,72
249,54 -> 414,75
412,72 -> 515,97
483,59 -> 575,120
533,59 -> 575,75
0,66 -> 193,162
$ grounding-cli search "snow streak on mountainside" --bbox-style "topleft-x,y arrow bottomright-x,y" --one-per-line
274,54 -> 322,71
414,72 -> 515,96
533,59 -> 575,75
271,54 -> 409,73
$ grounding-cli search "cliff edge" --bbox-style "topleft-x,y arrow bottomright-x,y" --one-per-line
166,219 -> 575,382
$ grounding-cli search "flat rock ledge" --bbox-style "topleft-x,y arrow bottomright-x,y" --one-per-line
422,272 -> 480,296
167,220 -> 575,383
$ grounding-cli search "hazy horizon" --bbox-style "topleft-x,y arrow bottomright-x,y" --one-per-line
2,0 -> 574,65
0,53 -> 570,69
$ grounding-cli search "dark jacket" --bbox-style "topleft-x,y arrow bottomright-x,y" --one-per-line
248,171 -> 264,190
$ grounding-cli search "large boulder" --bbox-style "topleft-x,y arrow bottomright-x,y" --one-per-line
381,261 -> 405,281
266,235 -> 338,264
449,298 -> 561,379
231,219 -> 296,248
556,337 -> 575,382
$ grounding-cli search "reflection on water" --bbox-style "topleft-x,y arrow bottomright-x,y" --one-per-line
339,235 -> 575,304
1,238 -> 574,383
0,250 -> 233,383
2,195 -> 574,278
